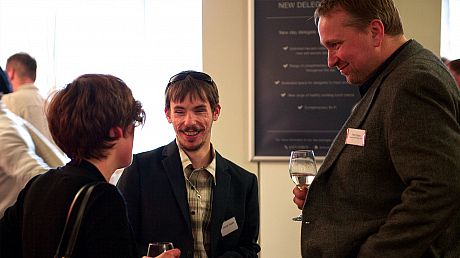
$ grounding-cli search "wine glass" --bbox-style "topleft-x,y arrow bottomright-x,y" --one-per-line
147,242 -> 174,257
289,150 -> 317,221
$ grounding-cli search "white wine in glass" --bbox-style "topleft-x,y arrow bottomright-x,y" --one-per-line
289,150 -> 318,221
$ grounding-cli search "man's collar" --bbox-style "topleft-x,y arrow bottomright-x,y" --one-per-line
359,39 -> 412,97
17,83 -> 37,90
177,140 -> 217,184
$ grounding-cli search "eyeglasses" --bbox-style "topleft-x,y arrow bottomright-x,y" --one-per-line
131,102 -> 146,127
167,70 -> 214,86
132,115 -> 145,127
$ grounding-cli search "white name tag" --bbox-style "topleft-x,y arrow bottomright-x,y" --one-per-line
221,217 -> 238,237
345,128 -> 366,146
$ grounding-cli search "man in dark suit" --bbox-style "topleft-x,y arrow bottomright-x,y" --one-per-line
293,0 -> 460,257
117,71 -> 260,258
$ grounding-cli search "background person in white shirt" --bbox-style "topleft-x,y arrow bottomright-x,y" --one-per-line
0,67 -> 66,217
3,52 -> 53,142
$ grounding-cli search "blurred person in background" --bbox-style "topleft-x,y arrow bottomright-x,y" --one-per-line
447,58 -> 460,88
0,66 -> 12,95
441,56 -> 450,65
0,66 -> 66,218
3,52 -> 53,142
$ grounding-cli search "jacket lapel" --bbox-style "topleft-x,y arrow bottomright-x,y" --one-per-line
210,152 -> 231,256
161,141 -> 192,232
317,85 -> 378,176
317,40 -> 421,176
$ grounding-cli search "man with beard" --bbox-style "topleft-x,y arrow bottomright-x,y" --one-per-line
117,71 -> 260,258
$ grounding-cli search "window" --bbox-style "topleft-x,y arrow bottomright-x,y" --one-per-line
0,0 -> 202,153
441,0 -> 460,60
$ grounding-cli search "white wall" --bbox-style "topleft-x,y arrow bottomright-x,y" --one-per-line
202,1 -> 441,257
394,0 -> 442,55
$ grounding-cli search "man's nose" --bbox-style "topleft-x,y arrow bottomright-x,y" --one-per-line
183,112 -> 195,125
327,50 -> 338,68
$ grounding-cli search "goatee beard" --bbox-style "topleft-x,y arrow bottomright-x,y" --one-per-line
180,140 -> 204,152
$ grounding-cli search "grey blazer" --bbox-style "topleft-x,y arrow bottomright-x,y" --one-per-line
301,40 -> 460,257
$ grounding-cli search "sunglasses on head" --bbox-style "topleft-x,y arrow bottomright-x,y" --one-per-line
167,70 -> 214,86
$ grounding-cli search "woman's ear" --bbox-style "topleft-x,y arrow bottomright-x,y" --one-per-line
109,126 -> 123,139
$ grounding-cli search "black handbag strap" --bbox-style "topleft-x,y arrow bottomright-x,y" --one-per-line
54,182 -> 103,258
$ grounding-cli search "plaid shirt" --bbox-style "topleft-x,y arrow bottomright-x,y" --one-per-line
179,146 -> 216,258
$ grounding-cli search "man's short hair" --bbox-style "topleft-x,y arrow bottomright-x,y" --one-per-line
6,52 -> 37,81
314,0 -> 404,36
165,71 -> 219,112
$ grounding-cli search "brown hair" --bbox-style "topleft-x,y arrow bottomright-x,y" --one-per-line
165,74 -> 219,112
315,0 -> 404,36
6,52 -> 37,81
47,74 -> 145,163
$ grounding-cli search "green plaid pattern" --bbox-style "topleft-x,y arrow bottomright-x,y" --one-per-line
186,166 -> 213,258
179,145 -> 216,258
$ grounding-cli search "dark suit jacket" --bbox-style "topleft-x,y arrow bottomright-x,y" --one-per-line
301,40 -> 460,257
117,141 -> 260,258
0,161 -> 137,258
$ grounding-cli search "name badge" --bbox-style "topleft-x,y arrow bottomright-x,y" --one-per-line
221,217 -> 238,237
345,128 -> 366,146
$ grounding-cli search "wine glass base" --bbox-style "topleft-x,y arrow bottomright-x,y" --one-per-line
292,214 -> 303,221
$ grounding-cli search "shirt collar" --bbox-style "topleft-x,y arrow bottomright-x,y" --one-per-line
177,140 -> 217,185
17,83 -> 38,90
359,39 -> 412,97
